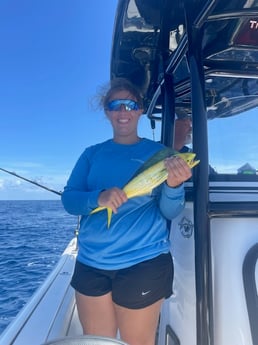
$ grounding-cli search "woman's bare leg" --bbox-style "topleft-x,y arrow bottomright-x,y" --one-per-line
75,291 -> 118,337
115,299 -> 163,345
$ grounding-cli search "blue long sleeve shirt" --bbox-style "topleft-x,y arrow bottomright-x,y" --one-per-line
62,138 -> 185,269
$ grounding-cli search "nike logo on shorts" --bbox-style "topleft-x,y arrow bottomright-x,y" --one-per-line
141,290 -> 151,296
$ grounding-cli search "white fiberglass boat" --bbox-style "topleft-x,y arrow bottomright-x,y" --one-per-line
1,0 -> 258,344
0,237 -> 129,344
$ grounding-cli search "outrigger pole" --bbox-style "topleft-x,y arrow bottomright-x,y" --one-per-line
0,167 -> 62,196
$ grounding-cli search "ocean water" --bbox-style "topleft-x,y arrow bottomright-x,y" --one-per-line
0,200 -> 77,335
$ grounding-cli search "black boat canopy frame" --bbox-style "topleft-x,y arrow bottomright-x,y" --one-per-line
110,1 -> 258,344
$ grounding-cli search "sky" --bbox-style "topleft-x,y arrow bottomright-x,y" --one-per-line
1,1 -> 257,200
0,0 -> 157,200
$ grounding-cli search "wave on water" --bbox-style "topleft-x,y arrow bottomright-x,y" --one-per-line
0,200 -> 77,335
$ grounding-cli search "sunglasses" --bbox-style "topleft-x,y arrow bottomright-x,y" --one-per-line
105,99 -> 140,112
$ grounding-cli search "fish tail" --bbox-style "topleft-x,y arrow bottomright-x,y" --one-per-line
90,206 -> 113,228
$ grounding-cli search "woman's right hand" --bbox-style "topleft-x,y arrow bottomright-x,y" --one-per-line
98,188 -> 128,214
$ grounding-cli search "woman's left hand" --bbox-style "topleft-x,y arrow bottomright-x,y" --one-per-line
164,156 -> 192,187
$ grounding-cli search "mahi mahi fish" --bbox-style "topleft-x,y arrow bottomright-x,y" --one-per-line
90,148 -> 200,228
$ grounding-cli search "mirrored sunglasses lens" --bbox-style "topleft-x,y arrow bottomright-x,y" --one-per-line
107,100 -> 139,111
126,100 -> 139,110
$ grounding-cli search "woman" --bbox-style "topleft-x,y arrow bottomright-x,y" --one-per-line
61,78 -> 192,345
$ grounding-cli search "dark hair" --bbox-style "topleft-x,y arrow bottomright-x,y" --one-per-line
100,78 -> 144,110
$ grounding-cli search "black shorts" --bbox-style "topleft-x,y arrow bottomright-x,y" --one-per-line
71,253 -> 173,309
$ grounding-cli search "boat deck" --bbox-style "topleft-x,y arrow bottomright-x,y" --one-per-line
0,238 -> 83,345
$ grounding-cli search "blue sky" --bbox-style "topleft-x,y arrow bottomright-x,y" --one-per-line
0,1 -> 156,200
2,1 -> 257,200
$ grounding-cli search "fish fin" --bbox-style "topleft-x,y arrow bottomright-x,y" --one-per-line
132,148 -> 176,177
107,208 -> 113,228
90,206 -> 106,215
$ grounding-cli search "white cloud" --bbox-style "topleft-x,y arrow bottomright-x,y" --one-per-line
0,169 -> 69,200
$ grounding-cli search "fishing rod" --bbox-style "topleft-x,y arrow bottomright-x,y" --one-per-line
0,167 -> 62,196
0,167 -> 81,242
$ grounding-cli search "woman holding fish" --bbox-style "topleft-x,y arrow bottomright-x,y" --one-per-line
62,78 -> 195,345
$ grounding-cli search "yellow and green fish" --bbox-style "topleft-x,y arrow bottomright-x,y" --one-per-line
90,148 -> 200,227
